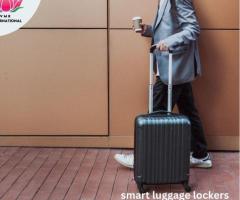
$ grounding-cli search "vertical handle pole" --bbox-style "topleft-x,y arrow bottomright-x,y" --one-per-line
149,45 -> 173,114
149,53 -> 154,113
167,52 -> 173,112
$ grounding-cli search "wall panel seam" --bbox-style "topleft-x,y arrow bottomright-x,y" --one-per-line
20,28 -> 108,30
108,28 -> 240,31
107,0 -> 110,136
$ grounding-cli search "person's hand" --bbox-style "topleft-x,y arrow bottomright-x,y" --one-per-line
140,24 -> 148,34
156,41 -> 169,51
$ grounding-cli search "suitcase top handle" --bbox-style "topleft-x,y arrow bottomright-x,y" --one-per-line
149,44 -> 188,54
150,44 -> 157,53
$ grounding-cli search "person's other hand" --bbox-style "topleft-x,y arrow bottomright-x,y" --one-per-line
156,41 -> 169,51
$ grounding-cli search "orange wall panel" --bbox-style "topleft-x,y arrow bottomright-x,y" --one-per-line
194,0 -> 239,29
110,0 -> 239,29
194,30 -> 239,136
0,30 -> 108,135
110,0 -> 158,28
25,0 -> 107,28
110,30 -> 151,136
110,30 -> 239,138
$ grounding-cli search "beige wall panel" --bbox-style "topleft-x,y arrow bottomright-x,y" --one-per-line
109,136 -> 239,150
110,0 -> 158,28
0,136 -> 110,148
110,30 -> 239,140
0,135 -> 238,150
110,0 -> 239,29
110,30 -> 151,136
25,0 -> 107,28
0,30 -> 108,135
194,0 -> 239,29
193,30 -> 239,136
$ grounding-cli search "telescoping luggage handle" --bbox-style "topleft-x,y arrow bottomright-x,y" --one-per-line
149,45 -> 174,114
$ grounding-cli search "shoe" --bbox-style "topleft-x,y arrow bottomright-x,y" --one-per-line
114,154 -> 134,169
190,153 -> 212,168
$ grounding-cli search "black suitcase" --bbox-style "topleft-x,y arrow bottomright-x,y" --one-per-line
134,45 -> 191,193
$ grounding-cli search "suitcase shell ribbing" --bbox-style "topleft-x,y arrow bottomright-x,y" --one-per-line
134,113 -> 191,185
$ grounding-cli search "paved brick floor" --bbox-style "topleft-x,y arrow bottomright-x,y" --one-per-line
0,147 -> 238,200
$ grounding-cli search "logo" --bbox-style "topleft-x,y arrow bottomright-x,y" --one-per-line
0,0 -> 23,13
0,0 -> 41,36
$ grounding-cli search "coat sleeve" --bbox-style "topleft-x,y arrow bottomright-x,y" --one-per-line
163,0 -> 200,48
141,25 -> 153,37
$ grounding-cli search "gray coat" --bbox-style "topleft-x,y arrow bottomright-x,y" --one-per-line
142,0 -> 202,85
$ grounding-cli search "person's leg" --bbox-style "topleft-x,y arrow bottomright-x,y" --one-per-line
177,83 -> 208,159
153,76 -> 182,111
153,76 -> 168,111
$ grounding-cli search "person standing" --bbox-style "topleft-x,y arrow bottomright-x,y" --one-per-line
114,0 -> 212,169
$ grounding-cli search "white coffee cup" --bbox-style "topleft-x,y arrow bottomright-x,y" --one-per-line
132,16 -> 142,32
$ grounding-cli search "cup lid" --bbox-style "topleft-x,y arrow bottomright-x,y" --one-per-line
132,16 -> 142,20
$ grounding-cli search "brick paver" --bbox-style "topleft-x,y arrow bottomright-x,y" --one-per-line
0,148 -> 238,200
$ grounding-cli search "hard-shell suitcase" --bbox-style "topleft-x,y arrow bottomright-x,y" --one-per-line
134,45 -> 191,193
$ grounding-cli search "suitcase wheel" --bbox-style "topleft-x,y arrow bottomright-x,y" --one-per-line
183,181 -> 191,192
137,183 -> 145,193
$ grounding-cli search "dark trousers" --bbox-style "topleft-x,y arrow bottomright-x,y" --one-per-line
153,76 -> 208,158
